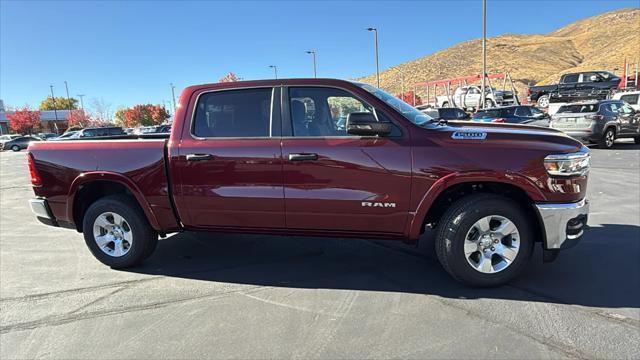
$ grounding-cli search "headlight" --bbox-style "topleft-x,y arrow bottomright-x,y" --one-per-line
544,151 -> 590,177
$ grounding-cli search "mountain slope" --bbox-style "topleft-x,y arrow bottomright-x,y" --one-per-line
357,8 -> 640,98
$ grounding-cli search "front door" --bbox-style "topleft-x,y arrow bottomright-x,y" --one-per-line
617,102 -> 638,135
281,86 -> 412,235
172,87 -> 285,229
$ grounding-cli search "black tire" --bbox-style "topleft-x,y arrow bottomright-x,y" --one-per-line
598,127 -> 615,149
82,194 -> 158,268
536,95 -> 550,108
435,194 -> 534,287
484,99 -> 495,109
11,145 -> 20,152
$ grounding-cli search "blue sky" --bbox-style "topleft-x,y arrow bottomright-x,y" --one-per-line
1,0 -> 637,112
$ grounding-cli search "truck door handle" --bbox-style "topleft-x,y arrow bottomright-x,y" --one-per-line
288,153 -> 318,161
186,153 -> 214,161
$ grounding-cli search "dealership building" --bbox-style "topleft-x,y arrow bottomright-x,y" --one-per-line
0,100 -> 71,134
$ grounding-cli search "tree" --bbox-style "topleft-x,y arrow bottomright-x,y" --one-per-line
218,72 -> 239,83
7,108 -> 40,134
67,109 -> 93,128
91,98 -> 112,122
396,91 -> 422,106
114,108 -> 127,127
120,104 -> 171,128
39,96 -> 78,111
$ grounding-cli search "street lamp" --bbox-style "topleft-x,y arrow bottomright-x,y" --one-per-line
77,94 -> 85,110
367,27 -> 380,88
269,65 -> 278,79
392,67 -> 406,102
305,50 -> 317,78
64,81 -> 72,111
169,83 -> 176,113
49,85 -> 59,121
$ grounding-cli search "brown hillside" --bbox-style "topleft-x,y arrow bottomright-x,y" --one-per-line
357,8 -> 640,100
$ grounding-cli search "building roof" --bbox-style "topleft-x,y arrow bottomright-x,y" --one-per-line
0,109 -> 71,123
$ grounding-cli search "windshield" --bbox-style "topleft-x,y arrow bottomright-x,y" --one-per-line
354,82 -> 434,126
557,104 -> 598,113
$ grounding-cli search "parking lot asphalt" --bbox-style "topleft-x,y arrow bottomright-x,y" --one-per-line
1,141 -> 639,359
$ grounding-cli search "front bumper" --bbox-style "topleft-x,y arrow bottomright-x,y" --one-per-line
535,199 -> 589,249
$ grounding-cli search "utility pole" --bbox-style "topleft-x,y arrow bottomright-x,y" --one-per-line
77,94 -> 85,110
170,83 -> 176,113
480,0 -> 487,109
305,50 -> 317,78
64,81 -> 72,112
269,65 -> 278,79
49,85 -> 59,121
367,27 -> 380,88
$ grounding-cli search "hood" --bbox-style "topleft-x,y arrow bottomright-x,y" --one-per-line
432,121 -> 583,152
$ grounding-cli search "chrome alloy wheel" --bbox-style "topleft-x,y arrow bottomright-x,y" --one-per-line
93,212 -> 133,257
605,130 -> 615,148
464,215 -> 520,274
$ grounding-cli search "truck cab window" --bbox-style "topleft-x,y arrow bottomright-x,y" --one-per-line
193,88 -> 272,138
289,87 -> 373,137
563,74 -> 579,83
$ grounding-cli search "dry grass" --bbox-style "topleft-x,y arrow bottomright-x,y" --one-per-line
356,8 -> 640,100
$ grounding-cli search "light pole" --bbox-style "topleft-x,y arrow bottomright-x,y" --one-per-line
64,81 -> 72,112
49,85 -> 59,121
170,83 -> 176,113
392,67 -> 406,102
367,27 -> 380,88
305,50 -> 317,78
77,94 -> 85,110
269,65 -> 278,79
481,0 -> 487,109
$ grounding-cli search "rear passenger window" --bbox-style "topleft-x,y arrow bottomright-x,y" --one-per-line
563,74 -> 579,83
620,94 -> 639,105
193,88 -> 272,138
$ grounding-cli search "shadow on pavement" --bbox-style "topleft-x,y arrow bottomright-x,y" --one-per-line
125,223 -> 639,310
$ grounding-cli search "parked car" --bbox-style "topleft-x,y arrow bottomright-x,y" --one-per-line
436,85 -> 516,110
612,90 -> 640,111
421,107 -> 470,121
37,133 -> 58,140
0,134 -> 21,146
550,100 -> 640,148
528,71 -> 621,108
49,131 -> 78,141
67,126 -> 129,140
472,105 -> 550,127
28,78 -> 590,287
1,135 -> 41,151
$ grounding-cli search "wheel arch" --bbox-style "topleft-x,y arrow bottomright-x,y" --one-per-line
67,172 -> 161,232
407,173 -> 546,241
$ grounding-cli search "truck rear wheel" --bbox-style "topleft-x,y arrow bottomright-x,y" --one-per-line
435,194 -> 533,287
82,194 -> 158,268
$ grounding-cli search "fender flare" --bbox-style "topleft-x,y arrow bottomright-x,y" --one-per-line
66,171 -> 161,231
406,171 -> 546,240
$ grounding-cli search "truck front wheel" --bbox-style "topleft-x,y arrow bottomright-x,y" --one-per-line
435,194 -> 533,287
82,194 -> 158,268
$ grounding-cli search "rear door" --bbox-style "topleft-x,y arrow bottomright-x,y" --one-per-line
172,87 -> 285,229
281,86 -> 411,235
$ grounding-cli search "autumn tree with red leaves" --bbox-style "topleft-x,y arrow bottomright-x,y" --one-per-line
218,72 -> 239,83
116,104 -> 171,128
67,110 -> 93,128
6,108 -> 40,134
396,91 -> 422,106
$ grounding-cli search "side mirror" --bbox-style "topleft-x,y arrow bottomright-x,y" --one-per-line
346,112 -> 391,136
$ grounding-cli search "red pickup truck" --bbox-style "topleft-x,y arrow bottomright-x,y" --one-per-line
28,79 -> 590,287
